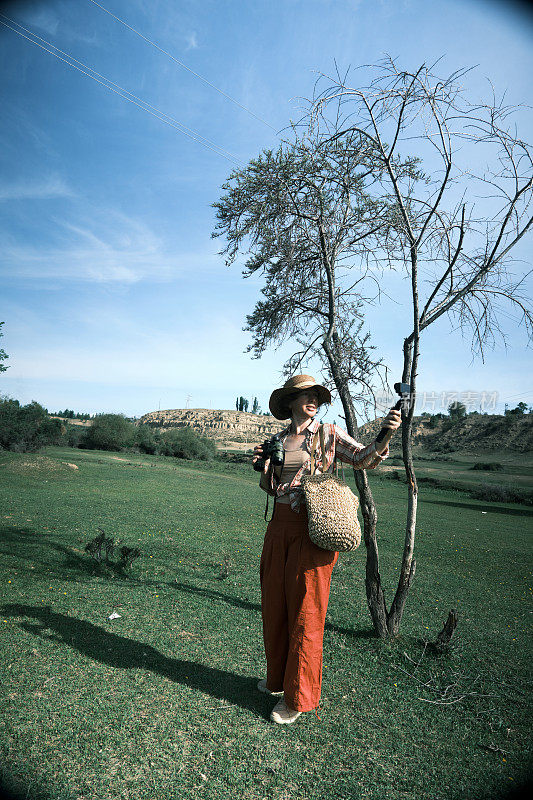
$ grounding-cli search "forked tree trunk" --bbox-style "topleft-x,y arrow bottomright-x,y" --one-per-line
320,227 -> 418,638
323,330 -> 421,638
322,337 -> 389,638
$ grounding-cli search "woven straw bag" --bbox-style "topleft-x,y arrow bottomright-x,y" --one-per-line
301,425 -> 361,552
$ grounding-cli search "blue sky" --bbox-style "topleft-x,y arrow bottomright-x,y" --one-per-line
1,0 -> 532,423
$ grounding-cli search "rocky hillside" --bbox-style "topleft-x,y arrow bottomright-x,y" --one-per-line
359,413 -> 533,454
137,408 -> 532,453
138,408 -> 287,449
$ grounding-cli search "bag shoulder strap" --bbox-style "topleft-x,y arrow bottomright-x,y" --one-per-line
309,424 -> 327,475
318,424 -> 327,470
309,428 -> 319,476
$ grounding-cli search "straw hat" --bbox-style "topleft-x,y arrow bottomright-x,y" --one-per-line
269,374 -> 332,420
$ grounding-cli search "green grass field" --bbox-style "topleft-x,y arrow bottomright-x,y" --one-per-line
0,446 -> 531,800
382,450 -> 533,502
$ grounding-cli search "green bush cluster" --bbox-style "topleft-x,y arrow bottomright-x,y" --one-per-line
133,423 -> 217,459
52,408 -> 93,420
64,424 -> 85,448
469,482 -> 533,505
157,426 -> 217,460
0,398 -> 63,452
84,531 -> 141,571
0,401 -> 218,461
470,462 -> 503,472
80,414 -> 135,451
72,415 -> 217,460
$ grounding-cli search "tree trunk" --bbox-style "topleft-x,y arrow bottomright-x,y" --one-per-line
434,610 -> 458,651
322,337 -> 389,638
386,333 -> 419,635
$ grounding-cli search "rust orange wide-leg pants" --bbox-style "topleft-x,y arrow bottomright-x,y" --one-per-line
259,502 -> 338,712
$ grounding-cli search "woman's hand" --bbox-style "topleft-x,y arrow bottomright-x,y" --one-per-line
375,408 -> 402,454
252,444 -> 271,473
382,408 -> 402,431
252,444 -> 263,467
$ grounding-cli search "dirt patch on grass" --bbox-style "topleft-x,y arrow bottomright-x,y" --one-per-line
4,455 -> 72,476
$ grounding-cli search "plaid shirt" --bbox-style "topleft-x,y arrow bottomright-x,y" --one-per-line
268,417 -> 388,511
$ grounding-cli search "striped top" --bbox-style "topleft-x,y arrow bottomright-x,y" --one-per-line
267,417 -> 388,512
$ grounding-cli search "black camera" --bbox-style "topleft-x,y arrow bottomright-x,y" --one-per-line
253,436 -> 285,472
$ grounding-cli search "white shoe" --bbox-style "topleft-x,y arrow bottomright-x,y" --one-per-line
270,699 -> 302,725
257,679 -> 283,696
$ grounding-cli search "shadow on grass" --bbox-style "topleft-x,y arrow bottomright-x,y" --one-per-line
421,498 -> 533,517
0,525 -> 131,580
1,526 -> 375,639
173,580 -> 260,613
2,603 -> 271,719
172,579 -> 376,640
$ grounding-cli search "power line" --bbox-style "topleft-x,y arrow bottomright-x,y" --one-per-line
499,389 -> 533,402
0,13 -> 243,167
86,0 -> 277,132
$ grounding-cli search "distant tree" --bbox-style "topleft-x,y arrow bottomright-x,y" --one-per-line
81,414 -> 135,451
448,401 -> 467,421
0,322 -> 8,374
159,426 -> 217,460
135,425 -> 161,455
0,398 -> 62,451
252,397 -> 261,414
236,396 -> 250,412
64,423 -> 84,448
505,401 -> 529,416
426,413 -> 445,429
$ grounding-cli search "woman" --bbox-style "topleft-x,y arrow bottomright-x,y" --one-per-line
253,374 -> 401,725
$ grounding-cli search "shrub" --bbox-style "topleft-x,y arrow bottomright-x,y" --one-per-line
470,462 -> 503,472
85,532 -> 115,564
118,546 -> 141,570
218,451 -> 250,464
81,414 -> 135,451
84,531 -> 141,571
417,476 -> 445,488
135,425 -> 162,455
387,456 -> 404,466
505,402 -> 528,416
470,483 -> 533,505
160,426 -> 217,460
0,398 -> 63,451
64,423 -> 85,448
448,401 -> 467,421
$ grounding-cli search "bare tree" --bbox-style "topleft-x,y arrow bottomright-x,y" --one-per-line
213,129 -> 417,637
305,58 -> 532,633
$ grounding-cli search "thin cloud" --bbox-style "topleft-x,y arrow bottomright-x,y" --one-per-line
5,314 -> 262,389
0,176 -> 74,202
0,207 -> 221,284
21,7 -> 59,37
185,31 -> 198,51
18,5 -> 100,45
